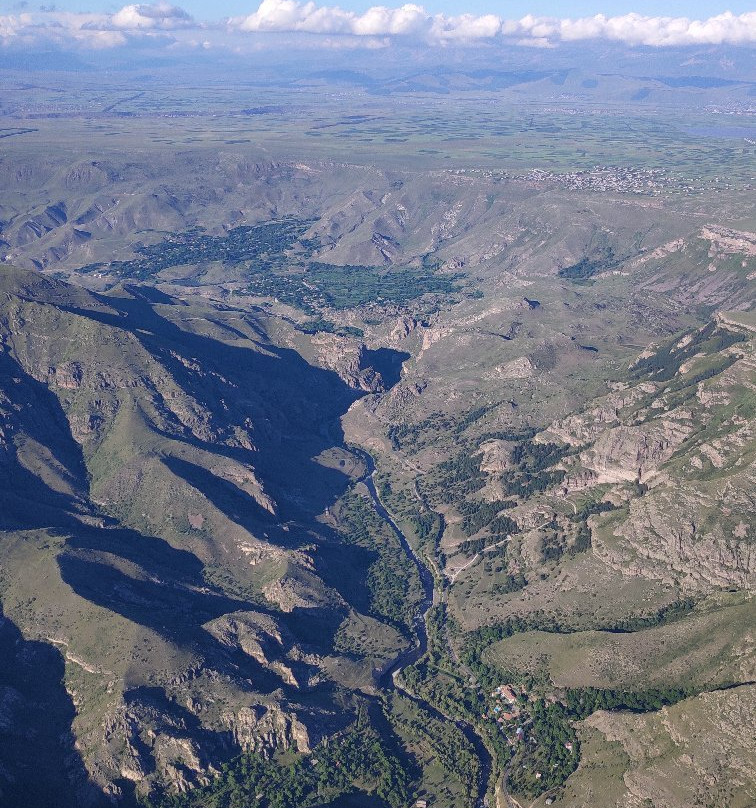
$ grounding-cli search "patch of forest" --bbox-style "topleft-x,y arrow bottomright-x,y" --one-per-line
141,717 -> 410,808
79,219 -> 464,313
80,219 -> 312,280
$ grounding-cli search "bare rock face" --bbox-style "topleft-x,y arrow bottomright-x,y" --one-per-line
479,439 -> 513,473
262,574 -> 330,613
547,384 -> 652,446
578,421 -> 692,484
50,361 -> 84,389
95,695 -> 311,799
700,225 -> 756,260
221,705 -> 311,755
389,315 -> 418,345
594,486 -> 755,589
101,710 -> 151,786
64,162 -> 110,192
204,611 -> 286,665
485,356 -> 534,380
310,334 -> 385,392
202,610 -> 315,689
541,316 -> 756,590
375,377 -> 426,421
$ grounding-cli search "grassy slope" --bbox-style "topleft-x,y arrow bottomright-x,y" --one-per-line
485,595 -> 755,691
558,685 -> 756,808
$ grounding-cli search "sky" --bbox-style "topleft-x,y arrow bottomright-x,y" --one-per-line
11,1 -> 756,17
2,1 -> 756,51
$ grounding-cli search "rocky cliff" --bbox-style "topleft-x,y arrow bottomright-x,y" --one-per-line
540,315 -> 755,590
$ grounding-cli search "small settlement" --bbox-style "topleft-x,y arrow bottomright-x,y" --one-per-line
482,683 -> 525,743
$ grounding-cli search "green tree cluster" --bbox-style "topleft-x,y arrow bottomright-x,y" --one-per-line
142,725 -> 410,808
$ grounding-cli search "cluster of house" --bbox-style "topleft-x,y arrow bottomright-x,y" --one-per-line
455,165 -> 676,195
481,683 -> 524,738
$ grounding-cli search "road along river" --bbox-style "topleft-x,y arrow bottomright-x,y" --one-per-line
350,447 -> 493,808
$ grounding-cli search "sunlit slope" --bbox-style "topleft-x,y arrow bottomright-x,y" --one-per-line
0,265 -> 415,803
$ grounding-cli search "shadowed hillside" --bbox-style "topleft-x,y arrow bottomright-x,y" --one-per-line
0,607 -> 106,808
0,265 -> 415,802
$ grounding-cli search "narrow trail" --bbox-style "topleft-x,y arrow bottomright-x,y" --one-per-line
349,446 -> 493,808
450,552 -> 480,583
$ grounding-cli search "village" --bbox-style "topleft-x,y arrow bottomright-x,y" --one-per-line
483,683 -> 576,804
482,683 -> 536,745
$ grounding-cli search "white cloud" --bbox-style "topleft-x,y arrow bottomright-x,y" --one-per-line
233,1 -> 499,42
1,3 -> 756,51
0,10 -> 131,49
110,2 -> 193,30
504,10 -> 756,48
235,1 -> 436,38
0,13 -> 30,41
353,4 -> 430,37
0,2 -> 195,49
230,3 -> 756,47
429,13 -> 501,42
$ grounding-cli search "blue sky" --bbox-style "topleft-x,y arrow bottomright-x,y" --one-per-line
19,1 -> 756,19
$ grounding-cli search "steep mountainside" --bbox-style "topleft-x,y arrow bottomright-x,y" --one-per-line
0,266 -> 418,805
545,313 -> 755,590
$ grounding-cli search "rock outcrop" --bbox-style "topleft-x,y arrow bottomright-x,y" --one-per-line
541,315 -> 755,589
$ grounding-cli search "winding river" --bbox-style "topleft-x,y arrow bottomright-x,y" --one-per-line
350,447 -> 493,808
